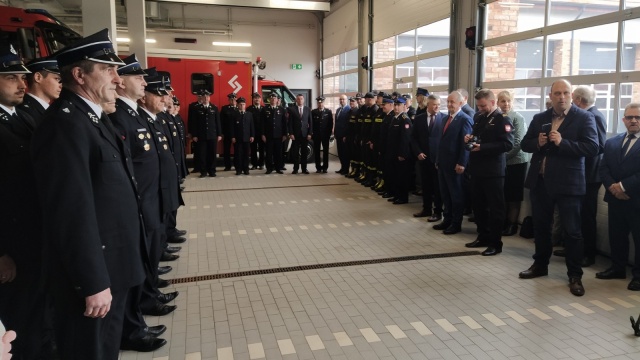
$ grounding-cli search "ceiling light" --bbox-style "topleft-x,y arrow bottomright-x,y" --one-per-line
145,39 -> 156,43
116,37 -> 130,42
212,41 -> 251,47
116,38 -> 156,43
499,2 -> 534,8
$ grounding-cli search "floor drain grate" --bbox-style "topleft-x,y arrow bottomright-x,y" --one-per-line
169,251 -> 481,284
183,183 -> 348,193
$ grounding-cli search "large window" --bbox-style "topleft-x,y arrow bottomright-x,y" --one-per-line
484,0 -> 640,132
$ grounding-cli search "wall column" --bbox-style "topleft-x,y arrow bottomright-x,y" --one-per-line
81,0 -> 117,51
125,0 -> 148,67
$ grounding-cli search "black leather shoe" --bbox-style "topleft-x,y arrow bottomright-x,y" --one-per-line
315,169 -> 322,173
147,325 -> 167,337
465,239 -> 489,248
224,167 -> 231,171
244,170 -> 250,175
569,277 -> 585,296
175,230 -> 187,236
265,170 -> 273,174
413,210 -> 432,218
209,173 -> 216,177
335,169 -> 343,173
595,268 -> 626,279
432,222 -> 451,230
157,291 -> 179,304
482,247 -> 502,256
393,199 -> 408,205
157,279 -> 170,288
553,248 -> 566,257
519,264 -> 548,279
302,170 -> 310,174
120,335 -> 167,352
387,197 -> 397,202
199,174 -> 207,178
235,171 -> 241,175
443,225 -> 461,235
427,214 -> 442,222
165,246 -> 181,254
467,217 -> 475,223
502,224 -> 518,236
141,303 -> 177,316
292,170 -> 298,174
322,169 -> 327,173
581,256 -> 595,267
157,266 -> 172,275
276,170 -> 284,174
160,252 -> 179,262
628,278 -> 640,291
381,193 -> 394,199
167,236 -> 186,244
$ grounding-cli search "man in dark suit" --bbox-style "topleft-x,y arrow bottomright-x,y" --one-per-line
188,90 -> 221,178
463,89 -> 514,256
31,29 -> 146,359
518,79 -> 598,297
433,91 -> 473,235
457,88 -> 476,118
333,94 -> 351,174
261,93 -> 287,174
220,93 -> 238,170
596,103 -> 640,290
311,96 -> 333,173
188,93 -> 204,172
231,97 -> 254,175
571,86 -> 606,267
0,42 -> 54,360
288,93 -> 313,174
425,95 -> 446,222
19,56 -> 61,124
247,92 -> 264,170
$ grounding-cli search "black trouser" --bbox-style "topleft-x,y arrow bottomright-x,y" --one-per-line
582,182 -> 601,259
472,176 -> 506,249
292,137 -> 309,171
234,141 -> 250,172
350,138 -> 361,170
222,136 -> 233,169
337,137 -> 349,171
530,176 -> 584,278
197,139 -> 217,176
419,160 -> 442,214
52,285 -> 129,360
313,136 -> 330,171
608,200 -> 640,278
251,138 -> 265,167
265,137 -> 283,171
122,285 -> 148,342
391,157 -> 410,201
139,226 -> 164,311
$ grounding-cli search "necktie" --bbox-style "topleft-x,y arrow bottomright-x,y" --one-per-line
443,115 -> 453,133
299,107 -> 303,117
428,115 -> 434,130
622,134 -> 636,158
336,107 -> 342,118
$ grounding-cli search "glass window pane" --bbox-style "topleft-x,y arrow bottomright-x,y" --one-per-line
416,18 -> 450,55
546,23 -> 618,77
626,0 -> 640,9
487,0 -> 546,39
417,56 -> 449,87
622,18 -> 640,72
549,0 -> 621,26
485,37 -> 542,83
323,55 -> 339,76
373,66 -> 393,91
323,76 -> 338,95
340,73 -> 358,93
340,49 -> 358,71
373,36 -> 396,64
397,30 -> 415,58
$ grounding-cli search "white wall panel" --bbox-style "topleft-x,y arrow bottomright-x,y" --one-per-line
372,0 -> 450,41
323,0 -> 358,58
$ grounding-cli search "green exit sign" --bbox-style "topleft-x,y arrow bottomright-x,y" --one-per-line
290,64 -> 302,70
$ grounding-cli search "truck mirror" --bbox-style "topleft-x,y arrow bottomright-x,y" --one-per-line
191,73 -> 214,95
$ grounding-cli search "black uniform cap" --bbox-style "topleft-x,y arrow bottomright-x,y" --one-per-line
0,42 -> 30,74
55,28 -> 124,67
364,92 -> 375,99
117,54 -> 146,76
236,97 -> 246,104
252,92 -> 261,98
26,55 -> 59,74
227,93 -> 237,99
316,96 -> 325,102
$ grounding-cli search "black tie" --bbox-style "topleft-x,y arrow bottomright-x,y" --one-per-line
621,134 -> 636,158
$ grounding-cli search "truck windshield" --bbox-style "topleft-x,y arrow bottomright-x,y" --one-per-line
262,86 -> 296,107
37,20 -> 82,54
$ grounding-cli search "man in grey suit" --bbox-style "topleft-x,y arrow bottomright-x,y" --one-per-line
518,79 -> 598,297
596,103 -> 640,291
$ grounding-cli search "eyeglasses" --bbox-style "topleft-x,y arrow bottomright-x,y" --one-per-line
624,115 -> 640,121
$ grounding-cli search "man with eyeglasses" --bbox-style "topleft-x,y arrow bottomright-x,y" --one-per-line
596,103 -> 640,291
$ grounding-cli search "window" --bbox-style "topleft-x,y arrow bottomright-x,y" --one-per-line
549,0 -> 620,26
191,73 -> 214,95
486,1 -> 546,38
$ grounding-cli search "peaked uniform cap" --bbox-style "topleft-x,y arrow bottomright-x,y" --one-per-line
55,28 -> 124,67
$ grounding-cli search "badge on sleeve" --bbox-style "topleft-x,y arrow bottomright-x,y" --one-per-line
405,124 -> 410,129
505,124 -> 512,132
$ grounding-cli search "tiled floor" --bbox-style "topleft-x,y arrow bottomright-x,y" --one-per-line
120,159 -> 640,360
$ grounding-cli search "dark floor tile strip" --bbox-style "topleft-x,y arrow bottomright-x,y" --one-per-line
182,183 -> 349,193
169,251 -> 481,284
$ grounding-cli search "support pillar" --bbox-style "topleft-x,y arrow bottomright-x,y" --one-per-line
125,0 -> 148,67
81,0 -> 117,52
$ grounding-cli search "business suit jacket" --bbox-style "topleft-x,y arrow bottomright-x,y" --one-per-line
17,94 -> 47,125
585,106 -> 606,183
288,105 -> 313,138
600,132 -> 640,208
461,103 -> 475,119
334,105 -> 351,139
411,112 -> 430,158
427,112 -> 446,162
31,88 -> 145,297
436,111 -> 473,170
231,111 -> 255,142
521,104 -> 599,196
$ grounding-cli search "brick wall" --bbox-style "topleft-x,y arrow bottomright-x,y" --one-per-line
484,6 -> 518,83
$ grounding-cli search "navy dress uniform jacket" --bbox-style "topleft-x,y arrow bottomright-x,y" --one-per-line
386,113 -> 412,159
231,112 -> 255,142
188,103 -> 221,140
261,105 -> 287,138
467,110 -> 514,178
521,105 -> 598,196
247,105 -> 263,138
311,108 -> 333,140
31,88 -> 145,297
17,94 -> 47,126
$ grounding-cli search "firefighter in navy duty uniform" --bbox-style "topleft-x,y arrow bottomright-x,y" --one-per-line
261,93 -> 287,174
386,97 -> 413,204
221,93 -> 239,170
247,92 -> 265,169
31,29 -> 146,360
463,89 -> 514,256
231,97 -> 255,175
311,96 -> 333,173
19,55 -> 61,125
188,89 -> 221,177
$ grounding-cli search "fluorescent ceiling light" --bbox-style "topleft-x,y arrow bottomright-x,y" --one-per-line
116,38 -> 156,43
499,2 -> 534,7
596,47 -> 616,52
212,41 -> 251,47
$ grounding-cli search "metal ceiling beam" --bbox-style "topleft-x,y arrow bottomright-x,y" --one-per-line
150,0 -> 330,12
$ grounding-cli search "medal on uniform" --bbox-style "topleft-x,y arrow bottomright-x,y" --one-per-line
163,144 -> 168,150
173,132 -> 177,136
143,142 -> 150,151
147,133 -> 151,139
138,133 -> 145,139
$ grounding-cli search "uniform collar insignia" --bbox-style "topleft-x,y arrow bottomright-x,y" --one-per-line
62,108 -> 70,113
24,104 -> 30,108
127,108 -> 136,116
0,113 -> 8,121
88,112 -> 99,124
